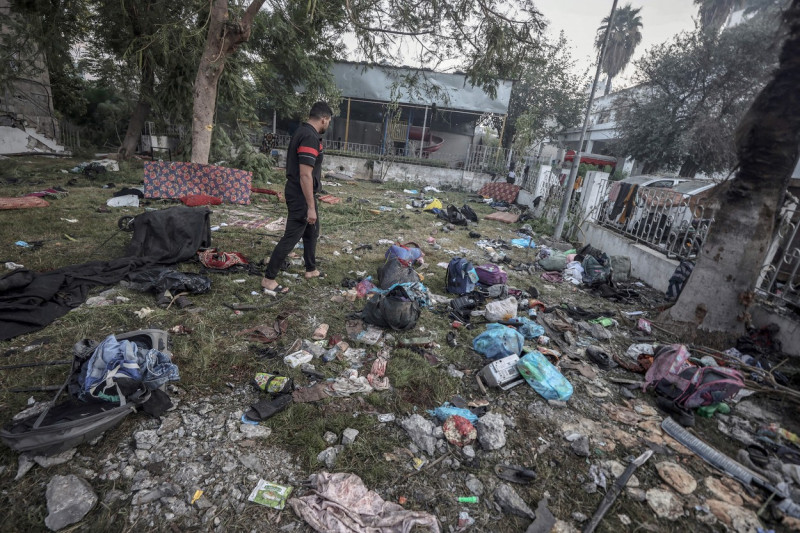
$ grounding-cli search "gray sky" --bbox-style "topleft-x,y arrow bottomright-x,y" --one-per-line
535,0 -> 699,86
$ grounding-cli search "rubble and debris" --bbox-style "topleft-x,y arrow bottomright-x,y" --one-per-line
44,475 -> 97,531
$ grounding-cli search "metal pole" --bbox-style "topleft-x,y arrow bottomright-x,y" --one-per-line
272,109 -> 276,134
419,105 -> 429,158
495,114 -> 508,167
553,0 -> 618,241
344,97 -> 351,150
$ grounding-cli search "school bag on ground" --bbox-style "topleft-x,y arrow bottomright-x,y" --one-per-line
475,263 -> 508,285
446,257 -> 479,295
0,329 -> 171,456
459,204 -> 478,223
644,344 -> 744,408
362,284 -> 422,330
446,205 -> 468,226
378,257 -> 420,289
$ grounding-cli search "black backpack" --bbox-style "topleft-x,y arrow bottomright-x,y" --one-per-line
362,285 -> 421,330
0,330 -> 168,456
459,204 -> 478,223
447,205 -> 468,226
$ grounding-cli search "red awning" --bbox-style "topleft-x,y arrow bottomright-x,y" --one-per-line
564,150 -> 617,167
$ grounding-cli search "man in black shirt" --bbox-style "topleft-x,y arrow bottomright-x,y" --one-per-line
261,101 -> 333,294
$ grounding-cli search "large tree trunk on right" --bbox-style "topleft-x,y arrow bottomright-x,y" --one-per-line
664,0 -> 800,334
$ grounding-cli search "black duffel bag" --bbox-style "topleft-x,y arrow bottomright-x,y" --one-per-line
362,285 -> 421,330
378,257 -> 421,290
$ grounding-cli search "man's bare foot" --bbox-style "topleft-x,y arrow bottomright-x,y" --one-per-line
261,277 -> 289,293
304,270 -> 325,279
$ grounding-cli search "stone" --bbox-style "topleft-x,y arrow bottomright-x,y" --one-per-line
462,445 -> 476,460
704,477 -> 744,506
15,455 -> 34,480
317,446 -> 340,469
603,460 -> 640,487
45,475 -> 97,531
447,365 -> 464,379
239,424 -> 272,440
633,403 -> 658,417
571,436 -> 590,457
707,499 -> 763,532
494,483 -> 535,519
323,431 -> 338,445
465,474 -> 484,496
34,449 -> 76,468
341,428 -> 359,446
571,512 -> 587,522
476,413 -> 506,451
655,462 -> 696,495
626,488 -> 646,502
400,415 -> 437,456
134,429 -> 159,451
618,514 -> 631,526
645,488 -> 683,520
238,454 -> 263,472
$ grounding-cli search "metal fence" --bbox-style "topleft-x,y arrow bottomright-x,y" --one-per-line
262,131 -> 513,170
58,119 -> 82,151
757,204 -> 800,306
592,180 -> 715,260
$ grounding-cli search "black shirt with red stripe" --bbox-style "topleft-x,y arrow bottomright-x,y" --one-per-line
285,122 -> 323,213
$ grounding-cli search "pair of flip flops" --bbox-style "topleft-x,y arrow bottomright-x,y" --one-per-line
494,464 -> 537,484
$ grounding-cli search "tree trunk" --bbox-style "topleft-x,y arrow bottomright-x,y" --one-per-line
665,0 -> 800,334
119,59 -> 155,160
678,157 -> 699,177
191,0 -> 266,164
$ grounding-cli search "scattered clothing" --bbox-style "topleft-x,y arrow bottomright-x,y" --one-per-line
290,472 -> 441,533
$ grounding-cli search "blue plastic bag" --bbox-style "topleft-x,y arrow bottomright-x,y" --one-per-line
504,317 -> 545,340
510,238 -> 536,249
472,324 -> 525,360
427,403 -> 478,423
517,350 -> 573,401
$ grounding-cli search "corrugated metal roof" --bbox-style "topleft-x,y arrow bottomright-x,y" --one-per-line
333,62 -> 512,115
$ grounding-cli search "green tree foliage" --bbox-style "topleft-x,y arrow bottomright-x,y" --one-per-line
693,0 -> 788,32
595,3 -> 643,96
505,32 -> 586,153
613,12 -> 781,176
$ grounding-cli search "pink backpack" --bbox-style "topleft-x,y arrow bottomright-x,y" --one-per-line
645,344 -> 744,408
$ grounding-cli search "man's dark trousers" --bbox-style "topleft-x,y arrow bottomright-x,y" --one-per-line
264,203 -> 319,279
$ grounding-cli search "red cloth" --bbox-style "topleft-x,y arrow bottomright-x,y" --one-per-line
180,194 -> 223,206
318,194 -> 342,205
477,182 -> 521,203
251,187 -> 283,201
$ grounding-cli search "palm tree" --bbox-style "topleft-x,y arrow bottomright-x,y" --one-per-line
595,4 -> 643,96
694,0 -> 743,32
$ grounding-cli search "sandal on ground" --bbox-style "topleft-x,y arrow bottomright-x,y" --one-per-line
263,283 -> 290,296
244,394 -> 292,422
494,464 -> 537,484
305,271 -> 327,280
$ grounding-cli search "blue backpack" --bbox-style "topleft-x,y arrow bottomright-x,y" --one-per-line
446,257 -> 478,295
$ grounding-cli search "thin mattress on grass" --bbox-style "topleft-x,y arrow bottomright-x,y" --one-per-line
0,197 -> 50,210
144,161 -> 252,205
485,211 -> 520,224
477,182 -> 521,203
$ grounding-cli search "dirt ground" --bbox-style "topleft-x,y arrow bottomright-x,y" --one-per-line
1,156 -> 799,533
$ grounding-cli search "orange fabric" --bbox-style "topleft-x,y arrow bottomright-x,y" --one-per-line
318,194 -> 342,205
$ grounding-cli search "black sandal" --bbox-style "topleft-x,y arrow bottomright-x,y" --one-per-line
494,464 -> 537,484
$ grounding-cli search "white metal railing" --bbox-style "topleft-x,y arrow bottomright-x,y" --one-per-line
757,201 -> 800,306
593,181 -> 715,260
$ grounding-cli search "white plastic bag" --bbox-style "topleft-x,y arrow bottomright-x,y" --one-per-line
484,297 -> 518,322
